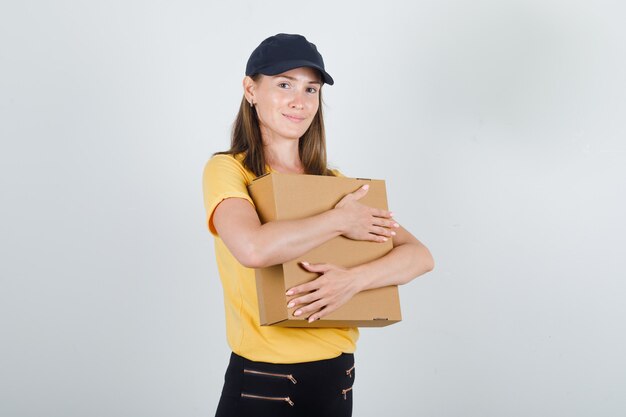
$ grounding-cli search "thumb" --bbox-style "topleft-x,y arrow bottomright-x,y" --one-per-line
335,184 -> 369,208
352,183 -> 369,201
300,261 -> 332,273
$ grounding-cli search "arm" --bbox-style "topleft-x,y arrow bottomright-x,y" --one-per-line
349,224 -> 434,289
286,223 -> 434,322
212,184 -> 397,269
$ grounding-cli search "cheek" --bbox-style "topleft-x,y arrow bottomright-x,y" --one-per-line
255,104 -> 283,131
259,96 -> 285,117
309,98 -> 320,112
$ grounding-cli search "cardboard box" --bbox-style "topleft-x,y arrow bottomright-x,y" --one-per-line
247,173 -> 402,328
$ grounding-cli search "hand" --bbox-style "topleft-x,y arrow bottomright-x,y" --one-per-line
286,261 -> 362,323
334,184 -> 399,242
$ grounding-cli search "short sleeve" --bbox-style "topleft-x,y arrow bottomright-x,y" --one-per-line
202,154 -> 255,237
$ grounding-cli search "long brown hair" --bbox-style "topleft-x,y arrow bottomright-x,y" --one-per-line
215,74 -> 335,177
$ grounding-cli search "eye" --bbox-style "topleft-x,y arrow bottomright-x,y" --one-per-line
278,82 -> 290,89
307,87 -> 318,94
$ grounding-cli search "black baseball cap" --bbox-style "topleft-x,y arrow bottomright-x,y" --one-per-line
245,33 -> 334,85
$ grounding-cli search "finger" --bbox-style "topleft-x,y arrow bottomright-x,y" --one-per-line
299,261 -> 333,273
292,299 -> 327,319
287,290 -> 322,308
372,218 -> 400,229
286,265 -> 328,296
368,207 -> 393,219
367,233 -> 389,243
369,225 -> 396,237
308,304 -> 335,322
286,278 -> 320,296
351,183 -> 369,200
335,184 -> 369,208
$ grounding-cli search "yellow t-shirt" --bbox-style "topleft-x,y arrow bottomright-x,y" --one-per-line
202,153 -> 359,363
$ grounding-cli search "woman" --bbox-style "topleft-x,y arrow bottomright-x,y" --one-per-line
203,33 -> 434,417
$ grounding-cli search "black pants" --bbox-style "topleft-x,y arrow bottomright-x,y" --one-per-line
215,352 -> 355,417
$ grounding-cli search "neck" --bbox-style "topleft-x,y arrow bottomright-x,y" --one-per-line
262,137 -> 303,173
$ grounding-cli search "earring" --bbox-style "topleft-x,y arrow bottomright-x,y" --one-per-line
249,100 -> 254,107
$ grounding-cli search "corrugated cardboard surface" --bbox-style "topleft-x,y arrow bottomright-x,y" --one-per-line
248,173 -> 402,328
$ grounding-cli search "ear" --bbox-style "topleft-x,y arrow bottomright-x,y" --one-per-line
243,76 -> 256,105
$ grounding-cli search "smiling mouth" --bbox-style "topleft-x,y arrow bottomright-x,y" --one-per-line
283,114 -> 306,122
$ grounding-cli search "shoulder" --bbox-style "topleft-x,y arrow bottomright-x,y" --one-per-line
203,153 -> 255,182
204,152 -> 244,170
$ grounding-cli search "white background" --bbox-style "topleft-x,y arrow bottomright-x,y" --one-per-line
1,1 -> 625,416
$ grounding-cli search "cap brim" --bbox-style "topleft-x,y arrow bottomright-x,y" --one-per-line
253,59 -> 334,85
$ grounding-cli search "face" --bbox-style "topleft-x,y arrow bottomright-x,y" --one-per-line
245,67 -> 322,143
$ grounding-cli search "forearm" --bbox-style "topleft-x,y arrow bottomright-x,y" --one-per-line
287,240 -> 435,322
250,209 -> 344,267
351,242 -> 434,291
214,186 -> 394,269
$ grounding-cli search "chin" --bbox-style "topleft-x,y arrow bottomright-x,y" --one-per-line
281,130 -> 307,140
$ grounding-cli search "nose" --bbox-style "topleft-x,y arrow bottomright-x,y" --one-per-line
289,91 -> 305,110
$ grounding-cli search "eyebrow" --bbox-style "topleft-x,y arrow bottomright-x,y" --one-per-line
274,75 -> 322,85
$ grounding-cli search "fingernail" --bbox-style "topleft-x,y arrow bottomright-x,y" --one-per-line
286,290 -> 294,296
394,223 -> 399,228
362,184 -> 369,190
391,231 -> 396,236
382,237 -> 388,242
294,310 -> 302,317
308,317 -> 315,323
389,212 -> 394,217
300,261 -> 309,266
287,301 -> 295,308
